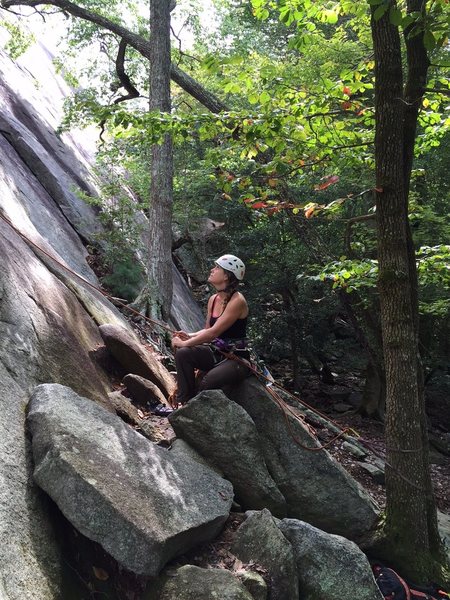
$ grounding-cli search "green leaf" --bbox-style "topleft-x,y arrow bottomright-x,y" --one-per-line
373,3 -> 389,20
389,6 -> 403,26
401,14 -> 415,29
423,29 -> 436,51
321,9 -> 339,24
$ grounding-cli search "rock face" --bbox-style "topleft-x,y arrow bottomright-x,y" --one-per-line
231,510 -> 299,600
28,383 -> 234,576
0,213 -> 118,599
99,323 -> 175,398
0,43 -> 129,600
169,391 -> 287,516
279,519 -> 383,600
0,27 -> 206,597
226,378 -> 379,539
146,565 -> 254,600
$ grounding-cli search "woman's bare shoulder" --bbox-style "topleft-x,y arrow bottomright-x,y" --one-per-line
228,291 -> 248,316
229,291 -> 246,303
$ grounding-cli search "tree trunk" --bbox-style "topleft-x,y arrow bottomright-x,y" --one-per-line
402,0 -> 443,560
148,0 -> 173,320
370,0 -> 446,581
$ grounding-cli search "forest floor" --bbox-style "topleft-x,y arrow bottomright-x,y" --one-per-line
273,365 -> 450,515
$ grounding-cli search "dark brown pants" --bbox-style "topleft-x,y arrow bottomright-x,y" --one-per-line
175,345 -> 249,404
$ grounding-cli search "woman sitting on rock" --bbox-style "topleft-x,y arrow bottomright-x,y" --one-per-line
171,254 -> 250,406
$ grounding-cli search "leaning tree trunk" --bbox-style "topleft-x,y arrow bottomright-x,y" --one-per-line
370,0 -> 445,582
148,0 -> 173,320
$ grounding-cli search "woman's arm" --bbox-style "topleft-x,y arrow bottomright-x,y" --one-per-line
171,295 -> 215,346
173,294 -> 246,348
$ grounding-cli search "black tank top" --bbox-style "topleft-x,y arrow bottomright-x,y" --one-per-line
209,294 -> 247,340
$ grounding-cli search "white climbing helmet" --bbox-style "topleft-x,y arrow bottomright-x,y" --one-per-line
215,254 -> 246,280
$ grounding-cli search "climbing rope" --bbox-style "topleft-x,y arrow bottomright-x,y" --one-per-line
0,209 -> 364,454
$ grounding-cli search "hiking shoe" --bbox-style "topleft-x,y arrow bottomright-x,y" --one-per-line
152,404 -> 173,417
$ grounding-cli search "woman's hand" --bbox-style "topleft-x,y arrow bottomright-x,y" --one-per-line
171,335 -> 187,349
172,330 -> 190,341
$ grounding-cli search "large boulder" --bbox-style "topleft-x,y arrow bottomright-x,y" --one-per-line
27,383 -> 234,576
279,519 -> 383,600
169,391 -> 287,516
99,323 -> 175,398
226,378 -> 379,539
231,509 -> 298,600
145,565 -> 254,600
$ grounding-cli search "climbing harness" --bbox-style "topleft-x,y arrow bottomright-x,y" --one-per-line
0,210 -> 370,455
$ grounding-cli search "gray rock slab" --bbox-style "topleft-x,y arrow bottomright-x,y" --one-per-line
0,365 -> 62,600
0,220 -> 112,404
169,391 -> 287,516
145,565 -> 254,600
99,323 -> 175,398
123,373 -> 167,407
0,41 -> 103,245
28,384 -> 234,576
279,518 -> 383,600
170,263 -> 205,334
227,378 -> 379,539
231,509 -> 298,600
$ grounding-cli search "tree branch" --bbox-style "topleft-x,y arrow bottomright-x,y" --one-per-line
113,39 -> 140,104
1,0 -> 228,113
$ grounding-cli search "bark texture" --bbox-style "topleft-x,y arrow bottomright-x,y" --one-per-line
148,0 -> 173,320
370,0 -> 446,582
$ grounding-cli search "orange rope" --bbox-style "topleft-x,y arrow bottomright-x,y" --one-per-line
0,210 -> 359,452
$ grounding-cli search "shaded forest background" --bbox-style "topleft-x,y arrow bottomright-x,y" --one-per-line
12,0 -> 446,417
1,0 -> 449,583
